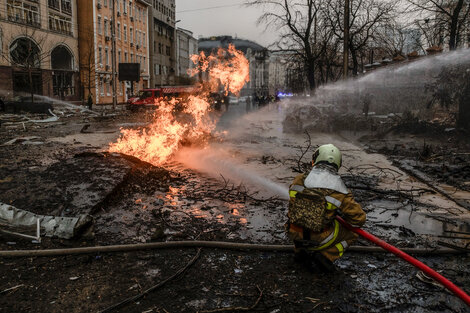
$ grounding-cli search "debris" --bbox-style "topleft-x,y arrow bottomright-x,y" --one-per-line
199,285 -> 263,313
416,271 -> 445,290
28,109 -> 59,123
69,277 -> 80,281
0,203 -> 93,239
0,177 -> 13,183
98,248 -> 202,313
2,136 -> 41,146
0,284 -> 24,295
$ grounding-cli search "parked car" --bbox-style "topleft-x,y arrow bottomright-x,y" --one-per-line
127,86 -> 201,110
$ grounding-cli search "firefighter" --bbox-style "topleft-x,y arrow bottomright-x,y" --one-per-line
287,144 -> 366,271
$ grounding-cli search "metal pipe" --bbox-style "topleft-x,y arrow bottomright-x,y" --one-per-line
336,216 -> 470,306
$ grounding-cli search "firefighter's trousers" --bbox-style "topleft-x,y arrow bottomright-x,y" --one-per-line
288,220 -> 358,262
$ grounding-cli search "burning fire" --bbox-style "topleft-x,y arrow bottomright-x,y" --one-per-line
109,44 -> 250,166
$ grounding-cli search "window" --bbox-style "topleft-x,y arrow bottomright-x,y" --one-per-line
130,27 -> 133,43
117,0 -> 120,12
117,22 -> 121,39
129,1 -> 133,17
123,24 -> 127,41
7,0 -> 40,27
123,0 -> 127,14
130,53 -> 133,62
166,45 -> 170,56
104,18 -> 108,36
49,13 -> 72,35
104,0 -> 107,7
105,47 -> 109,66
48,0 -> 60,10
97,16 -> 102,35
158,43 -> 162,54
125,51 -> 128,62
62,0 -> 72,14
98,46 -> 103,64
118,50 -> 121,63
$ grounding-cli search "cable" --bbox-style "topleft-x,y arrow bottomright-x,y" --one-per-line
177,4 -> 242,14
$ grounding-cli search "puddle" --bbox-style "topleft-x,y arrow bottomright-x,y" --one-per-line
367,200 -> 470,239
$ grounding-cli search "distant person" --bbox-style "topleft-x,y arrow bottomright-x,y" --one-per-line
287,144 -> 366,271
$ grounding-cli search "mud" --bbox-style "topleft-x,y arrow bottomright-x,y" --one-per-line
1,101 -> 469,312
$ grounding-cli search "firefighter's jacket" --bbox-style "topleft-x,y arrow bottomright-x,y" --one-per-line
288,166 -> 366,252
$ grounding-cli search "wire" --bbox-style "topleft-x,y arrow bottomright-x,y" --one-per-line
177,3 -> 243,14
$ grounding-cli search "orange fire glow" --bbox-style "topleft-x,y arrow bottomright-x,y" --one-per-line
108,45 -> 250,166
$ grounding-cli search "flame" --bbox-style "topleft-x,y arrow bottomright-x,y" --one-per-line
109,45 -> 250,166
190,44 -> 250,96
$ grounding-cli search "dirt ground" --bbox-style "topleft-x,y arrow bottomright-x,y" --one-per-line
0,101 -> 469,313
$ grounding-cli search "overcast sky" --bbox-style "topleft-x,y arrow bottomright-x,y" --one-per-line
175,0 -> 279,47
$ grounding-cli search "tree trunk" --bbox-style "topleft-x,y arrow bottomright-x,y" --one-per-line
306,60 -> 316,91
458,79 -> 470,131
29,69 -> 34,104
351,49 -> 359,76
449,0 -> 464,50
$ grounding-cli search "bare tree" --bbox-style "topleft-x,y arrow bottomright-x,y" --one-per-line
374,22 -> 408,57
406,0 -> 470,50
325,0 -> 396,76
427,61 -> 470,131
79,34 -> 96,107
247,0 -> 332,90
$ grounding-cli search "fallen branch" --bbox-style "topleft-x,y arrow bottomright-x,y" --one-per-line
98,248 -> 202,313
199,285 -> 263,313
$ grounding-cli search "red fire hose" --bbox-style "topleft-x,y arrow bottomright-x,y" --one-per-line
335,216 -> 470,306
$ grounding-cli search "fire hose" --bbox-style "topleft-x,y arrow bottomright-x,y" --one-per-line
335,215 -> 470,306
1,221 -> 469,306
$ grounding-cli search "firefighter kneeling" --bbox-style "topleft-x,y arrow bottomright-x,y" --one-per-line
287,144 -> 366,272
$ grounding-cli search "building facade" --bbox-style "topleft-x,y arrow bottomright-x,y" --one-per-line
0,0 -> 80,100
268,52 -> 288,95
175,27 -> 197,84
77,0 -> 150,105
148,0 -> 176,87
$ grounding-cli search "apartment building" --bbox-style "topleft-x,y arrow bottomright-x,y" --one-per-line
0,0 -> 80,100
175,27 -> 197,84
77,0 -> 150,105
149,0 -> 176,87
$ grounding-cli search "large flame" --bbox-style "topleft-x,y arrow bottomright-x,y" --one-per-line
190,44 -> 250,96
109,45 -> 250,166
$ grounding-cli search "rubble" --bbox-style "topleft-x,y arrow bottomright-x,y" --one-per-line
0,203 -> 92,239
